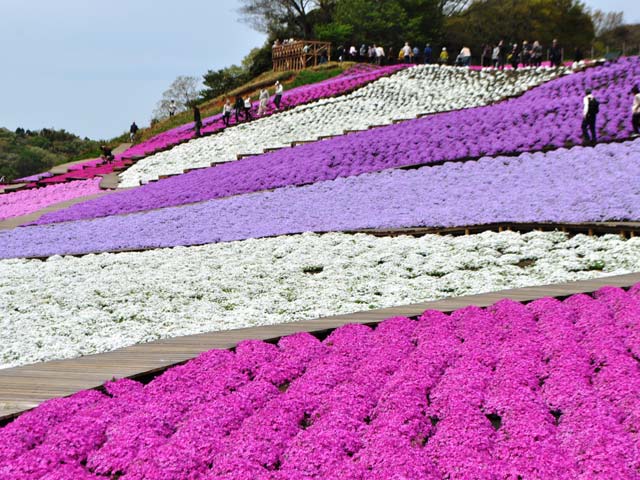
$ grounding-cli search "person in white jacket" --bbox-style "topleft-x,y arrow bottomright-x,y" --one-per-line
582,88 -> 598,144
258,88 -> 269,116
274,81 -> 284,110
632,85 -> 640,136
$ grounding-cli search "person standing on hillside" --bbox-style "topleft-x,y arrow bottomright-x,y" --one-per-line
424,44 -> 433,64
376,45 -> 386,65
168,99 -> 177,117
222,98 -> 232,126
402,42 -> 412,63
258,88 -> 269,116
509,44 -> 520,70
439,47 -> 449,65
243,95 -> 253,121
274,81 -> 284,110
531,41 -> 543,67
193,106 -> 202,137
234,94 -> 245,123
549,39 -> 562,68
632,85 -> 640,136
129,122 -> 139,142
582,88 -> 599,144
493,41 -> 504,69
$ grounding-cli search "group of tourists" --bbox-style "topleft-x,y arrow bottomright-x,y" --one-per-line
485,39 -> 562,69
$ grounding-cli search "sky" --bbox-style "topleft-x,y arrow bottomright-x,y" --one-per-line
0,0 -> 637,140
0,0 -> 265,139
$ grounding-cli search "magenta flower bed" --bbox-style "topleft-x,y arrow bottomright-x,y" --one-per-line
36,58 -> 640,226
2,285 -> 640,478
0,179 -> 102,222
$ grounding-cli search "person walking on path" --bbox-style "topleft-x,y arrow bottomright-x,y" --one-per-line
274,81 -> 284,110
424,44 -> 433,64
531,41 -> 543,67
493,41 -> 505,69
193,106 -> 202,137
258,88 -> 269,116
632,85 -> 640,136
439,47 -> 449,65
549,39 -> 562,68
376,45 -> 386,65
509,44 -> 520,70
234,95 -> 245,123
582,88 -> 599,144
222,98 -> 232,127
402,42 -> 412,63
129,122 -> 139,142
243,95 -> 253,121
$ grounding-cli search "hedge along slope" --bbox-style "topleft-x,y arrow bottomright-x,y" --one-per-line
2,284 -> 640,478
119,65 -> 569,186
37,58 -> 640,226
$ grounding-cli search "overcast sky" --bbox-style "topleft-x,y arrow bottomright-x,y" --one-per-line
0,0 -> 637,140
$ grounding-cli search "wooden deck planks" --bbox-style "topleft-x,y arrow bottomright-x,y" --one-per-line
2,272 -> 640,422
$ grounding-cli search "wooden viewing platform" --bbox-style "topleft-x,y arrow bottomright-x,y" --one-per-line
272,40 -> 332,72
2,272 -> 640,423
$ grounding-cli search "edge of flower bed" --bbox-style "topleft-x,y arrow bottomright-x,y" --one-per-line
1,271 -> 640,425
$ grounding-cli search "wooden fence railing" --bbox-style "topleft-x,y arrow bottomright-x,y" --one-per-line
272,40 -> 332,72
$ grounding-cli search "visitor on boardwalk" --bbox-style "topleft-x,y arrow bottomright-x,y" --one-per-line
632,85 -> 640,136
493,41 -> 505,69
582,88 -> 599,144
193,105 -> 202,137
376,44 -> 385,65
439,47 -> 449,65
258,88 -> 269,116
243,95 -> 253,121
531,41 -> 543,67
129,122 -> 139,142
549,39 -> 562,67
509,44 -> 520,70
234,95 -> 244,123
222,98 -> 232,127
457,46 -> 471,67
482,44 -> 492,67
424,44 -> 433,64
521,41 -> 532,67
402,42 -> 412,63
274,81 -> 284,110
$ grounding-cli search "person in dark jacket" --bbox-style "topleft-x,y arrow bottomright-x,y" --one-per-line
129,122 -> 139,142
193,106 -> 202,137
549,39 -> 562,68
234,95 -> 244,123
582,88 -> 598,144
100,145 -> 114,163
509,44 -> 520,70
424,44 -> 433,64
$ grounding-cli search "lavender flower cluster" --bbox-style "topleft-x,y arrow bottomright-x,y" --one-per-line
2,285 -> 640,478
36,57 -> 640,226
6,139 -> 638,259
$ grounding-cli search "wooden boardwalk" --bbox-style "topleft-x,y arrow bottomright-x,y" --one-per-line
1,272 -> 639,423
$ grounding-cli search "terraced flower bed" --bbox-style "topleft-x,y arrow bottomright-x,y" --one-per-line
0,179 -> 102,221
119,65 -> 568,186
2,282 -> 639,478
28,138 -> 640,246
2,231 -> 639,368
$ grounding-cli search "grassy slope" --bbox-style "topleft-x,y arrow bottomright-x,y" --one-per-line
137,62 -> 355,143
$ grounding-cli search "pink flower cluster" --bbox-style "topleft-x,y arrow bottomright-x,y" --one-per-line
2,284 -> 640,478
0,179 -> 102,221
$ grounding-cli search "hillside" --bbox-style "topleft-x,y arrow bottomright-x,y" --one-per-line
0,128 -> 103,182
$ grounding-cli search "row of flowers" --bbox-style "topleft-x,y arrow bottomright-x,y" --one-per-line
0,179 -> 102,221
27,139 -> 640,248
41,58 -> 640,225
1,230 -> 639,368
2,281 -> 640,478
119,64 -> 568,186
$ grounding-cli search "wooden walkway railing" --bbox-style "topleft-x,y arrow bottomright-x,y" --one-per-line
272,40 -> 332,72
2,272 -> 639,423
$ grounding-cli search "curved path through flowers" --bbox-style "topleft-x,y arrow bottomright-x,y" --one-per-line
1,272 -> 638,422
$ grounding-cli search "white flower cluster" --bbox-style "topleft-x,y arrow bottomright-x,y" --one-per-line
120,65 -> 568,187
1,230 -> 636,369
